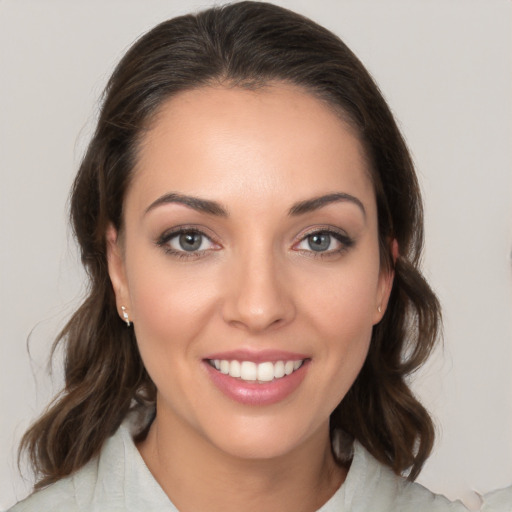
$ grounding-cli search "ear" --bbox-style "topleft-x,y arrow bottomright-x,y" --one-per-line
373,238 -> 398,324
106,224 -> 131,318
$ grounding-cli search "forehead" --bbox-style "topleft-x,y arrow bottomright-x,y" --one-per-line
129,83 -> 375,215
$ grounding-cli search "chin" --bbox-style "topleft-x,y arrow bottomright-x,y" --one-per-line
200,414 -> 326,462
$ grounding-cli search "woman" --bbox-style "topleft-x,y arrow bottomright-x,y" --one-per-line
9,2 -> 472,511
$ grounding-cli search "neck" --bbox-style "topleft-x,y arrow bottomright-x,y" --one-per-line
137,405 -> 347,512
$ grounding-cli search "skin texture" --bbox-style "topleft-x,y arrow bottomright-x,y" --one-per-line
107,83 -> 394,512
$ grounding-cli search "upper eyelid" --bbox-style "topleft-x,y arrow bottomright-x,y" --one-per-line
294,225 -> 351,241
157,225 -> 219,244
156,228 -> 220,259
292,226 -> 354,251
155,224 -> 353,249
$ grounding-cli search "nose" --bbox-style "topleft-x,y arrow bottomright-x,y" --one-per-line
221,248 -> 296,333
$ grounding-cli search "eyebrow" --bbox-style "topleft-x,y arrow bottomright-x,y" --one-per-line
145,192 -> 228,217
144,191 -> 365,218
288,193 -> 366,218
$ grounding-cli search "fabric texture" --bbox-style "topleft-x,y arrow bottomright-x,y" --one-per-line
480,486 -> 512,512
9,408 -> 472,512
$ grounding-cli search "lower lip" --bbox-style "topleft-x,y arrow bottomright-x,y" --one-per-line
204,360 -> 309,406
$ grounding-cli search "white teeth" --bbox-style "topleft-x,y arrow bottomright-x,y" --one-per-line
229,360 -> 241,378
210,359 -> 304,382
257,362 -> 274,382
274,360 -> 285,378
220,360 -> 230,374
240,361 -> 257,381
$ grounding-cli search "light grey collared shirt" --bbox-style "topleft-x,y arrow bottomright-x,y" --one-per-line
9,409 -> 471,512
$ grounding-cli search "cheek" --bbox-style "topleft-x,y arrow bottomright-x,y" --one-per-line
303,258 -> 380,337
298,258 -> 379,396
318,282 -> 374,372
125,253 -> 221,359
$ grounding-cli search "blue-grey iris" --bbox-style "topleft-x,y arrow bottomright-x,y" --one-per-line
308,233 -> 331,252
179,233 -> 202,251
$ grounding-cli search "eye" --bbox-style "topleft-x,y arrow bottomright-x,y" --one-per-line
157,228 -> 219,258
294,228 -> 354,256
171,232 -> 208,252
303,232 -> 334,252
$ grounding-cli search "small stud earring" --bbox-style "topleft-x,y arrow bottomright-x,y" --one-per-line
121,306 -> 131,327
378,306 -> 382,313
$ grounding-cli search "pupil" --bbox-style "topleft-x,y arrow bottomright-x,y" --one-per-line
179,233 -> 202,251
308,233 -> 330,252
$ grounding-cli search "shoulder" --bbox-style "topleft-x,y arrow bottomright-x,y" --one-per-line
7,456 -> 99,512
481,485 -> 512,512
8,420 -> 125,512
342,441 -> 469,512
393,477 -> 469,512
8,407 -> 172,512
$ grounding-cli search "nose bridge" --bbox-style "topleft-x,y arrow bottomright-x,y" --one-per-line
222,238 -> 294,332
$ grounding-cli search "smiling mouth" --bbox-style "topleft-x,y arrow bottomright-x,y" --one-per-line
207,359 -> 305,383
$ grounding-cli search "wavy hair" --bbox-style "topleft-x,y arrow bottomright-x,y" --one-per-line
20,0 -> 440,488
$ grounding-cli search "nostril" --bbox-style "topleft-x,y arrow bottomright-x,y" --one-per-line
220,260 -> 296,331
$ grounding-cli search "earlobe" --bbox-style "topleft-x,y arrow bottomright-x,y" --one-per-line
391,238 -> 399,264
374,238 -> 398,324
106,224 -> 131,314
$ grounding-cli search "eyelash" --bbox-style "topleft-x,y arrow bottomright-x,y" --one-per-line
156,227 -> 220,260
293,227 -> 355,259
155,226 -> 354,260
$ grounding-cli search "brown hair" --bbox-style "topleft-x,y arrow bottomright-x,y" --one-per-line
20,0 -> 440,488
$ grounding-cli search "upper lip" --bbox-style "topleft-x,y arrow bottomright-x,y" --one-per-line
203,349 -> 309,363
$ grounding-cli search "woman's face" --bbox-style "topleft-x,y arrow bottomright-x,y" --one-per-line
108,83 -> 393,460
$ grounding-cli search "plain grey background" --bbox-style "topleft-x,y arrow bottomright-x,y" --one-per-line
1,1 -> 511,510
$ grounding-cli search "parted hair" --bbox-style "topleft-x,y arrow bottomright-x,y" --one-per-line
20,1 -> 440,488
